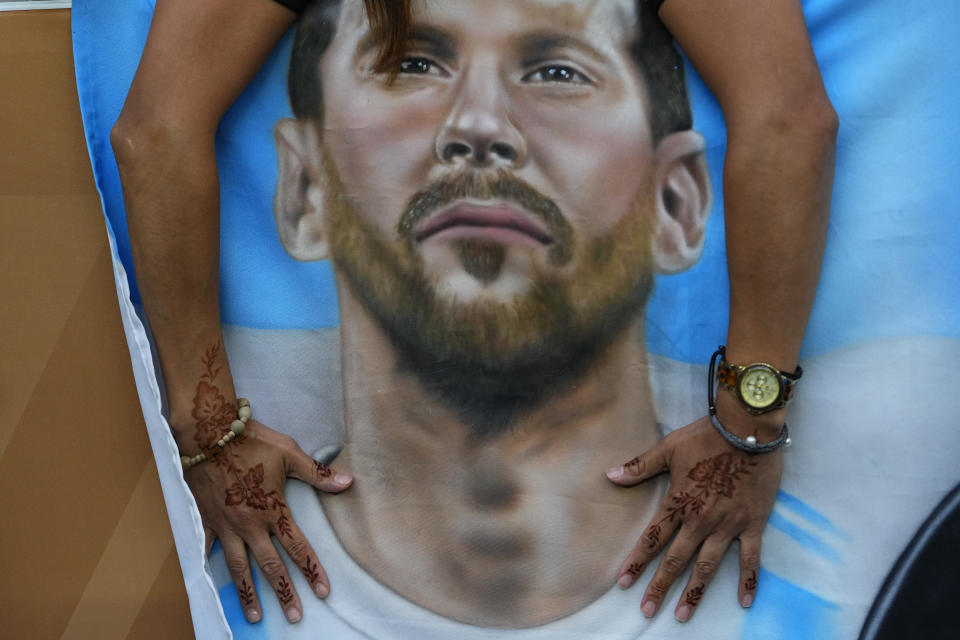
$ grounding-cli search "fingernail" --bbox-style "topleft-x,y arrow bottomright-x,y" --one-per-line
334,474 -> 352,486
246,608 -> 261,623
741,593 -> 754,608
606,466 -> 624,480
675,605 -> 691,622
285,607 -> 301,623
618,573 -> 635,589
642,600 -> 657,617
314,581 -> 329,598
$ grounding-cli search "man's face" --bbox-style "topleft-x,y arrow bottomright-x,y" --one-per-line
279,0 -> 706,418
319,0 -> 656,293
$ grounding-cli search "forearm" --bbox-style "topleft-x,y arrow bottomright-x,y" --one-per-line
716,100 -> 836,438
108,0 -> 297,451
659,0 -> 838,436
112,123 -> 236,451
722,104 -> 837,372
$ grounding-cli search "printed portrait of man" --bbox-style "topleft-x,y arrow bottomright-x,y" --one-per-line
68,0 -> 960,636
264,0 -> 711,628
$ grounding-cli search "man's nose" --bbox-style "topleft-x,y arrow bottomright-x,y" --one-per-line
435,65 -> 527,169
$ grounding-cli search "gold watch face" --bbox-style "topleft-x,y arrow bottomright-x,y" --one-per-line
738,365 -> 782,409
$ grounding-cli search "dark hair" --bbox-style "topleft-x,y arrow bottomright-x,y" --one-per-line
288,0 -> 692,141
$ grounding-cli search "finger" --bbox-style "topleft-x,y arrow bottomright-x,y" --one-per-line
674,535 -> 730,622
248,535 -> 302,624
640,528 -> 701,618
606,441 -> 670,486
738,531 -> 762,608
221,534 -> 262,624
616,504 -> 683,589
272,508 -> 331,599
286,447 -> 353,493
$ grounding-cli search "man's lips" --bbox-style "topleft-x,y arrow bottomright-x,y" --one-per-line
413,203 -> 554,247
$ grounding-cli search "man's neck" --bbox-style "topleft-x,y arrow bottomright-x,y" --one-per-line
321,289 -> 666,627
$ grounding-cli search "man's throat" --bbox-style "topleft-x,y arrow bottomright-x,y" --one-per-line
322,317 -> 665,626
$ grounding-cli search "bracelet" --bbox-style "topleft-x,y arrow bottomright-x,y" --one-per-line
708,349 -> 792,454
180,398 -> 251,469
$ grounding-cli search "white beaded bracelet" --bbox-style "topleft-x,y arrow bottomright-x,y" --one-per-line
180,398 -> 251,469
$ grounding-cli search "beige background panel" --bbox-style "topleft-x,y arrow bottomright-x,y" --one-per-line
0,192 -> 107,459
0,9 -> 192,640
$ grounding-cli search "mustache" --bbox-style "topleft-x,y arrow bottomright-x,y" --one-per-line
397,171 -> 573,262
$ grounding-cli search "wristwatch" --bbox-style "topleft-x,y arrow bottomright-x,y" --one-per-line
715,346 -> 802,415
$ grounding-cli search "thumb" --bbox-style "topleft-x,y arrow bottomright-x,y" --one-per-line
606,440 -> 670,486
287,446 -> 354,493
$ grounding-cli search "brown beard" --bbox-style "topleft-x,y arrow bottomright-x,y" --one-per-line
324,162 -> 656,437
457,241 -> 507,284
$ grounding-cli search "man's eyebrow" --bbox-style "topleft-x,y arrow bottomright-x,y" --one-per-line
407,25 -> 457,60
355,25 -> 456,61
517,31 -> 607,66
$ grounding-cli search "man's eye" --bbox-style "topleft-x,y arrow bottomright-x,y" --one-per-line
524,65 -> 590,84
399,57 -> 436,75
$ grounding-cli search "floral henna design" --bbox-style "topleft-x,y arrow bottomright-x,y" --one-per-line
191,341 -> 236,449
302,556 -> 322,584
686,453 -> 755,499
684,583 -> 705,607
238,579 -> 256,608
648,453 -> 757,536
276,577 -> 295,607
744,569 -> 758,592
626,562 -> 645,577
223,461 -> 292,536
314,460 -> 333,478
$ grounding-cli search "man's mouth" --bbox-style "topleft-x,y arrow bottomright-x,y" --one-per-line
414,202 -> 555,248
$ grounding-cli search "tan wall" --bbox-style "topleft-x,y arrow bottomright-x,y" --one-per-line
0,9 -> 193,639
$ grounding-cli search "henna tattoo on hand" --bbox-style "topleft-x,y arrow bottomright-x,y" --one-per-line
744,569 -> 758,592
645,524 -> 662,551
276,512 -> 294,539
276,577 -> 295,607
684,583 -> 705,607
647,453 -> 757,539
302,556 -> 322,584
191,340 -> 236,449
238,579 -> 256,607
222,461 -> 292,535
314,460 -> 333,478
624,455 -> 643,474
626,562 -> 645,577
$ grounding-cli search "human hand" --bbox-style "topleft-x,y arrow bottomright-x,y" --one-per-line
605,412 -> 781,622
185,419 -> 352,624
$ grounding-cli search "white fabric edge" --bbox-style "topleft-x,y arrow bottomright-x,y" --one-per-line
70,12 -> 232,628
0,2 -> 72,12
103,230 -> 233,639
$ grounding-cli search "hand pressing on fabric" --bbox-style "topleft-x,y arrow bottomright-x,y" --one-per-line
606,393 -> 782,622
186,417 -> 352,625
171,341 -> 352,625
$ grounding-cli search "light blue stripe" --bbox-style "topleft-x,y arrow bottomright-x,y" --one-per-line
776,490 -> 846,538
741,568 -> 840,640
768,512 -> 842,564
219,574 -> 271,640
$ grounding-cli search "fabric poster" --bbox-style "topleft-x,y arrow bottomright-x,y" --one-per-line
73,1 -> 959,638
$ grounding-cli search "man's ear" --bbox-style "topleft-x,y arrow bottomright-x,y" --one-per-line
651,130 -> 712,274
274,118 -> 330,261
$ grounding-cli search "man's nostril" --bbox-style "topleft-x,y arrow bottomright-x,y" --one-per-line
490,142 -> 517,162
443,141 -> 472,161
